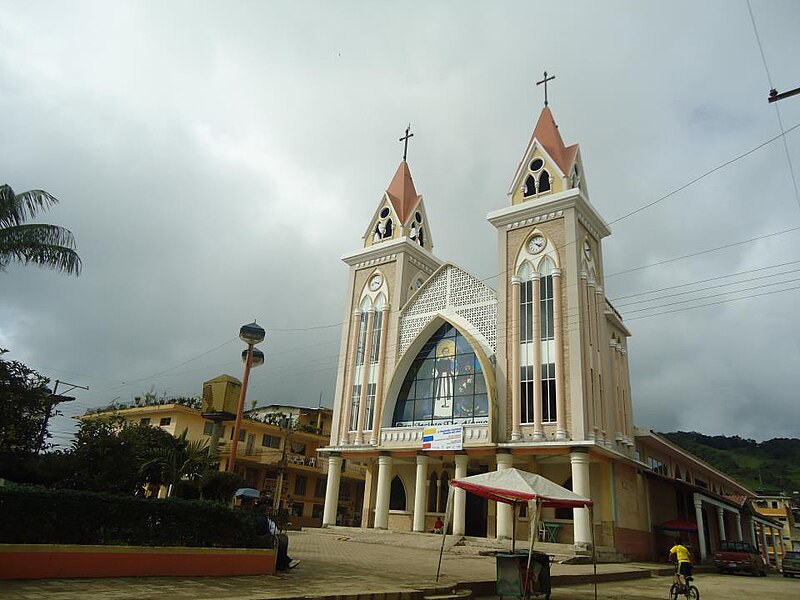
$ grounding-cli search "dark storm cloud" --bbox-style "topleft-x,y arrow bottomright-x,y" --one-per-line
1,1 -> 798,445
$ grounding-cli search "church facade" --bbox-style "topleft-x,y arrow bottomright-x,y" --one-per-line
319,105 -> 755,560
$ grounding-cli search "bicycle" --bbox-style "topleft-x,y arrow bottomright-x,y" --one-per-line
669,575 -> 700,600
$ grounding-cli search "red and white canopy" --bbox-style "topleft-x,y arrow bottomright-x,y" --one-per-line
450,468 -> 592,508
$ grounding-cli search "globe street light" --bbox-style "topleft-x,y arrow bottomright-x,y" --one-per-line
226,321 -> 265,473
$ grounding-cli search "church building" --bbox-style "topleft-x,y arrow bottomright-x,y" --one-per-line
319,99 -> 758,561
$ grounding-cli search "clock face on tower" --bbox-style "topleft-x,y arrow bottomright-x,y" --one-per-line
527,235 -> 546,254
369,274 -> 382,291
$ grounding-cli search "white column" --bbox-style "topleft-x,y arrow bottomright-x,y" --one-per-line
586,280 -> 598,440
717,507 -> 727,543
760,523 -> 769,564
510,276 -> 522,440
496,452 -> 514,540
570,448 -> 592,548
322,453 -> 343,527
413,454 -> 429,532
453,454 -> 468,536
749,517 -> 757,547
553,269 -> 567,440
771,526 -> 782,570
374,454 -> 393,530
778,529 -> 786,570
735,513 -> 743,541
694,495 -> 707,562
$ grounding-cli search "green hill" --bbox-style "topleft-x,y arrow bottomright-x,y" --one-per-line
660,431 -> 800,494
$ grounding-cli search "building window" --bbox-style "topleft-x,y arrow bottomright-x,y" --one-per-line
648,456 -> 669,476
392,323 -> 488,427
520,258 -> 557,424
349,384 -> 361,431
262,434 -> 281,448
229,428 -> 246,442
291,502 -> 304,517
159,417 -> 171,426
312,504 -> 324,519
428,472 -> 439,512
314,478 -> 326,498
294,476 -> 307,497
538,170 -> 551,193
203,421 -> 214,436
390,476 -> 406,510
140,418 -> 151,426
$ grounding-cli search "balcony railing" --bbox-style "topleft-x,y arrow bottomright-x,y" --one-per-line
319,456 -> 367,477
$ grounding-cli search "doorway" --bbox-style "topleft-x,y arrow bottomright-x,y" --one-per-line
465,465 -> 488,537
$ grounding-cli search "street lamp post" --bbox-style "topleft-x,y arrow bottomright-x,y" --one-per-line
227,321 -> 265,473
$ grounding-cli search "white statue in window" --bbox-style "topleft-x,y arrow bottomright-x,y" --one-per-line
433,339 -> 455,417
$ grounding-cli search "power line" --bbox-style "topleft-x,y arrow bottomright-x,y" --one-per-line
746,0 -> 800,214
610,258 -> 800,301
608,122 -> 800,224
605,225 -> 800,279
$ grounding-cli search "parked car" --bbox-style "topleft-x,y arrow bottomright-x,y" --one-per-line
783,551 -> 800,577
712,540 -> 767,576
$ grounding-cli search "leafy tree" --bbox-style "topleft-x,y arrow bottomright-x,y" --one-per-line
0,349 -> 54,455
0,184 -> 81,275
67,415 -> 178,494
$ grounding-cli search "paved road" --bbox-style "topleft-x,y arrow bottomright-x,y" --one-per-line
545,572 -> 799,600
1,530 -> 796,600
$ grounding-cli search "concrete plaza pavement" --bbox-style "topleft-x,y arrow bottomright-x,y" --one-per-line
0,529 -> 678,600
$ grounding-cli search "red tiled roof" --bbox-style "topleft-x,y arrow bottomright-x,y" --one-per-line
385,160 -> 420,225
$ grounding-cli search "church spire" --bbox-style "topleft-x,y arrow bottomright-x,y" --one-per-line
363,156 -> 432,251
507,103 -> 582,204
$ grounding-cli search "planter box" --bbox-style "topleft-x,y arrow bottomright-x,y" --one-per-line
0,544 -> 276,580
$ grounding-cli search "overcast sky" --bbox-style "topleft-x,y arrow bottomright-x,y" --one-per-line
2,1 -> 799,447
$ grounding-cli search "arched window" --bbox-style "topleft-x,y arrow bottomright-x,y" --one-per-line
538,170 -> 551,193
350,310 -> 368,431
392,323 -> 489,427
440,472 -> 449,512
519,255 -> 557,424
524,174 -> 536,197
539,258 -> 557,423
390,475 -> 406,510
428,472 -> 439,512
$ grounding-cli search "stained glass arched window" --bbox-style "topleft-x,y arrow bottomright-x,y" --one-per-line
392,323 -> 489,427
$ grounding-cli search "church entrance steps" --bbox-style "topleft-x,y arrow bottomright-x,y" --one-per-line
307,525 -> 465,551
308,527 -> 629,563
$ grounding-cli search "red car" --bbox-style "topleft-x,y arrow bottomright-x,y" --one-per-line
712,540 -> 767,576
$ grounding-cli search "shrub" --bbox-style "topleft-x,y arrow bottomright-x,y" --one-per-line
200,470 -> 243,503
0,484 -> 271,548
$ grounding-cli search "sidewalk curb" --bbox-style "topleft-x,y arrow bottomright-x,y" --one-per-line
274,568 -> 662,600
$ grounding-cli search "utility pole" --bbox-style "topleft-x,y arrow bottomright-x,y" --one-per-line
769,86 -> 800,103
272,416 -> 293,511
37,379 -> 87,454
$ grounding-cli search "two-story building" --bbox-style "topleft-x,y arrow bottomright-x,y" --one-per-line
81,386 -> 366,529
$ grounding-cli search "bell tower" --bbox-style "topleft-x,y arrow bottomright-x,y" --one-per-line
488,97 -> 634,452
329,146 -> 442,448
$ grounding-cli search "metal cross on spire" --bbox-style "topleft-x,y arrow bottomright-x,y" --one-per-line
536,71 -> 556,106
399,123 -> 414,161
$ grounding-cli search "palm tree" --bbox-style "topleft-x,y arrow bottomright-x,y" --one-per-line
0,184 -> 81,275
140,432 -> 217,497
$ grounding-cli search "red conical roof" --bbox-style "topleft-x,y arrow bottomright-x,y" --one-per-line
529,106 -> 578,175
386,160 -> 420,225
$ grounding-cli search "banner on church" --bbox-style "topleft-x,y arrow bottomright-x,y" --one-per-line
422,424 -> 463,451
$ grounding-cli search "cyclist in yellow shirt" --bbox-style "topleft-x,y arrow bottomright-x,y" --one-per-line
669,540 -> 693,589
